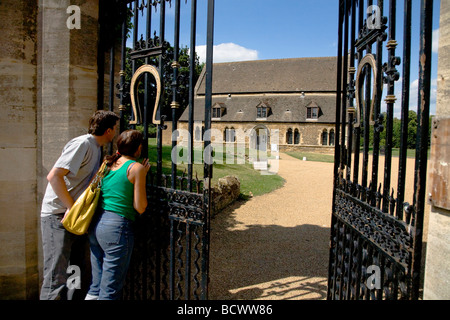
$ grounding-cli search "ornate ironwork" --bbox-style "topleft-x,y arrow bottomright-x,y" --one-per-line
329,0 -> 434,300
99,0 -> 214,300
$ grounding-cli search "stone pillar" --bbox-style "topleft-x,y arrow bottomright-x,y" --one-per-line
37,0 -> 101,298
0,0 -> 102,299
423,1 -> 450,300
39,0 -> 100,174
0,0 -> 39,300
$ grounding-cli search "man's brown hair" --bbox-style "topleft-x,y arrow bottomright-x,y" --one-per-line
88,110 -> 120,136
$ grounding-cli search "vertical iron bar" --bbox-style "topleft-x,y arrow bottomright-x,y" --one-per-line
328,0 -> 344,300
131,0 -> 138,128
108,45 -> 115,155
169,219 -> 175,300
119,2 -> 128,133
142,0 -> 152,159
97,0 -> 105,112
347,0 -> 357,185
382,0 -> 397,213
185,222 -> 191,300
340,0 -> 349,174
353,0 -> 364,187
171,0 -> 181,189
411,0 -> 433,300
188,0 -> 197,192
201,0 -> 214,300
155,0 -> 166,300
370,0 -> 384,205
362,0 -> 374,195
157,0 -> 166,185
396,0 -> 412,220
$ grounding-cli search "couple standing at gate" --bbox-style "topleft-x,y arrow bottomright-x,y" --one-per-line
40,110 -> 151,300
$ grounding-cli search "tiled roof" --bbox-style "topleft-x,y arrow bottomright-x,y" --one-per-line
180,93 -> 336,123
180,57 -> 338,123
195,56 -> 337,95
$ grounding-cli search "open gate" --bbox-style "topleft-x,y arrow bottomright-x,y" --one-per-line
328,0 -> 434,299
99,0 -> 215,300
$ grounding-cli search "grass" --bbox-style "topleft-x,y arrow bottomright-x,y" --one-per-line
286,151 -> 335,163
146,139 -> 285,198
286,147 -> 424,164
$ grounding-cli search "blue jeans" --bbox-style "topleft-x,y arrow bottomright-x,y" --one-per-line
88,210 -> 135,300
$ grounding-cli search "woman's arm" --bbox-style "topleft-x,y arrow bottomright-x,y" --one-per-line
132,159 -> 150,214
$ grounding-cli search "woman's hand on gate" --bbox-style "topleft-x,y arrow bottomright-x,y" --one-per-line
141,158 -> 150,175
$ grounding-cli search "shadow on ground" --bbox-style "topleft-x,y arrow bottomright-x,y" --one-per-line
209,200 -> 330,300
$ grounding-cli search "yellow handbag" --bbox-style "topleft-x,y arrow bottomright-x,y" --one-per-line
62,161 -> 108,235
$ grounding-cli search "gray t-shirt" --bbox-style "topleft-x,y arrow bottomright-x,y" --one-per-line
41,134 -> 102,216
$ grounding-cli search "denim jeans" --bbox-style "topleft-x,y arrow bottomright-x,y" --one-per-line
40,213 -> 90,300
87,210 -> 135,300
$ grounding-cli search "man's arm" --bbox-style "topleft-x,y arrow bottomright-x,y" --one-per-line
47,167 -> 74,210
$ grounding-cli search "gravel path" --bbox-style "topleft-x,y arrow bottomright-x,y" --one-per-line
209,153 -> 334,300
209,152 -> 425,300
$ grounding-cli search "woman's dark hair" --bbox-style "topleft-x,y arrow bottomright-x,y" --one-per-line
105,130 -> 144,167
88,110 -> 120,136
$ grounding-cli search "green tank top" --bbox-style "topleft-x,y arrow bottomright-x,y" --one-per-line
101,160 -> 137,221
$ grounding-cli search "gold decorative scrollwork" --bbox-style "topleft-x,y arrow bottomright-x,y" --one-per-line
129,64 -> 162,125
354,54 -> 382,128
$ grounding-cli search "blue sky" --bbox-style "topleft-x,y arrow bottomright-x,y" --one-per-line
130,0 -> 441,115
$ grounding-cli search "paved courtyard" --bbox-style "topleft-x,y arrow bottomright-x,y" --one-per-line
209,151 -> 423,300
209,153 -> 334,300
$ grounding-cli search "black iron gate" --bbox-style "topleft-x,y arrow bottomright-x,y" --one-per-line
328,0 -> 434,300
100,0 -> 215,300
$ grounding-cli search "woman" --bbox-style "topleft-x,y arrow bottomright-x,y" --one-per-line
85,129 -> 150,300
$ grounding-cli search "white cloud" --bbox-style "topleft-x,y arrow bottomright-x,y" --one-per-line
433,28 -> 439,53
196,42 -> 259,64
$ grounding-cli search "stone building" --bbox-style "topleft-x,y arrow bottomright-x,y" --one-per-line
178,57 -> 337,154
0,0 -> 448,300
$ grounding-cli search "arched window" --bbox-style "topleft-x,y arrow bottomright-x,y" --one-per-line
286,128 -> 293,144
223,127 -> 229,142
294,129 -> 300,144
329,129 -> 335,146
224,127 -> 236,142
195,126 -> 201,141
230,127 -> 236,142
321,130 -> 328,146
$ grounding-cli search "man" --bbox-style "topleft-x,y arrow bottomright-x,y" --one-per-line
40,110 -> 120,300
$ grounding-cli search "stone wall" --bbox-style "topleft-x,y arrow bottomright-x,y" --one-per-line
211,176 -> 241,214
0,0 -> 106,299
176,121 -> 335,149
0,0 -> 39,300
423,0 -> 450,300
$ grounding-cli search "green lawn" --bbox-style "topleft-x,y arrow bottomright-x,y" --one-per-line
146,139 -> 285,198
286,148 -> 422,164
286,151 -> 335,163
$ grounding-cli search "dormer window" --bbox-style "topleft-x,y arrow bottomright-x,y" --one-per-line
256,102 -> 270,119
212,102 -> 226,119
307,107 -> 318,119
257,107 -> 267,118
212,107 -> 221,118
306,101 -> 320,120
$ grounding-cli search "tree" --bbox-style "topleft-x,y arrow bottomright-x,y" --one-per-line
358,110 -> 419,151
407,110 -> 418,149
